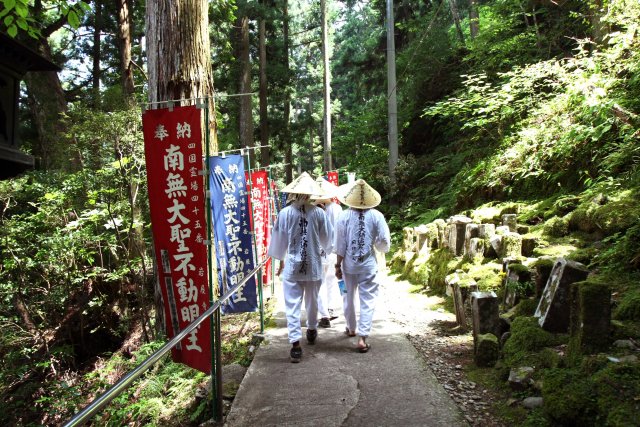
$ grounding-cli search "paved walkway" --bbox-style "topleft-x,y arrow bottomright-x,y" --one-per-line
224,272 -> 467,427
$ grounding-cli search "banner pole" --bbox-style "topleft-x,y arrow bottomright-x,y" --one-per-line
244,148 -> 265,334
203,99 -> 223,422
267,168 -> 277,296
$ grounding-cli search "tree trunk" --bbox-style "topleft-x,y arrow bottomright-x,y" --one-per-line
23,43 -> 71,170
469,0 -> 479,39
259,9 -> 269,167
92,0 -> 102,105
308,97 -> 314,171
448,0 -> 465,44
237,14 -> 255,164
589,0 -> 604,44
117,0 -> 135,99
386,0 -> 398,185
283,0 -> 293,182
146,0 -> 214,105
146,0 -> 216,332
321,0 -> 332,172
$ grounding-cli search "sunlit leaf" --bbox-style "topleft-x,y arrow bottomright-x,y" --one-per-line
67,10 -> 80,28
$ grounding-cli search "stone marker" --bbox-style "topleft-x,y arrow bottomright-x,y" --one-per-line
464,223 -> 479,255
502,214 -> 517,232
447,215 -> 472,256
468,238 -> 485,261
490,235 -> 503,258
496,225 -> 510,235
503,264 -> 533,308
535,258 -> 589,333
414,224 -> 430,254
508,366 -> 534,390
478,223 -> 496,239
569,280 -> 611,354
471,291 -> 500,353
533,258 -> 555,298
403,227 -> 414,251
521,236 -> 538,257
434,218 -> 446,249
452,281 -> 478,329
502,232 -> 522,259
474,333 -> 499,367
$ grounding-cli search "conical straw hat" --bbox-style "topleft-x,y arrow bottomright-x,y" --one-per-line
337,179 -> 381,209
311,177 -> 339,201
281,172 -> 325,195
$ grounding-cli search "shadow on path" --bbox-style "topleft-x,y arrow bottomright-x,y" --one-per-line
224,272 -> 467,427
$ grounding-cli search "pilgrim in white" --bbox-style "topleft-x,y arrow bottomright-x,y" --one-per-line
267,172 -> 332,362
311,177 -> 344,328
334,179 -> 391,353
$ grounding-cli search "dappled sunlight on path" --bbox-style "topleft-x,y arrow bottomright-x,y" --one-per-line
224,269 -> 467,427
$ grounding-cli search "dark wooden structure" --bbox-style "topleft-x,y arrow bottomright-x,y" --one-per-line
0,32 -> 60,179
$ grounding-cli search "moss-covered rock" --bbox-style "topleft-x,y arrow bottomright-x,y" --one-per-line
475,333 -> 499,367
566,247 -> 598,266
542,368 -> 596,425
514,298 -> 539,317
502,233 -> 523,258
592,363 -> 640,426
421,248 -> 455,295
610,320 -> 640,340
502,317 -> 560,367
568,281 -> 611,355
543,216 -> 569,237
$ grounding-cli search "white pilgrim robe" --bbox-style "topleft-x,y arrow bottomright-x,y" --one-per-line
268,201 -> 332,280
335,208 -> 391,337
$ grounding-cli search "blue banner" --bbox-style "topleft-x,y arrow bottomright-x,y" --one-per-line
208,155 -> 257,313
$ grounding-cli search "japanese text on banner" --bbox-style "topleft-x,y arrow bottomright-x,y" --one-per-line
208,155 -> 257,313
142,105 -> 211,374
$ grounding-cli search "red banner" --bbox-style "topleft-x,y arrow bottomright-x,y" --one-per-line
326,171 -> 340,204
246,171 -> 271,287
142,105 -> 211,374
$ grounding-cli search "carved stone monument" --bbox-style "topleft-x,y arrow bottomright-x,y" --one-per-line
471,291 -> 500,353
535,258 -> 589,333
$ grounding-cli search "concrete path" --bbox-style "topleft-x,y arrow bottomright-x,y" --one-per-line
225,273 -> 466,427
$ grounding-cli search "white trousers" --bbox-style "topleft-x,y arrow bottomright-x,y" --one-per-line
318,255 -> 340,318
343,271 -> 379,337
283,278 -> 320,344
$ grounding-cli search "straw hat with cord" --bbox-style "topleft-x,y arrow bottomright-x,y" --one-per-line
311,176 -> 339,203
337,179 -> 381,209
281,172 -> 326,196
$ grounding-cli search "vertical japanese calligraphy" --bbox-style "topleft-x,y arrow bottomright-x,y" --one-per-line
142,105 -> 212,374
245,171 -> 272,288
209,155 -> 258,314
326,171 -> 340,204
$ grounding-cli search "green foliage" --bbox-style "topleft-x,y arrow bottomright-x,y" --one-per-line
502,317 -> 560,367
0,105 -> 152,424
543,216 -> 569,237
0,0 -> 90,38
514,298 -> 538,317
614,290 -> 640,321
542,368 -> 597,425
541,361 -> 640,426
424,249 -> 455,295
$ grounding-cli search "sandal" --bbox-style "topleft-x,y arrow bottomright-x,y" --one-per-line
357,343 -> 371,353
344,328 -> 356,337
